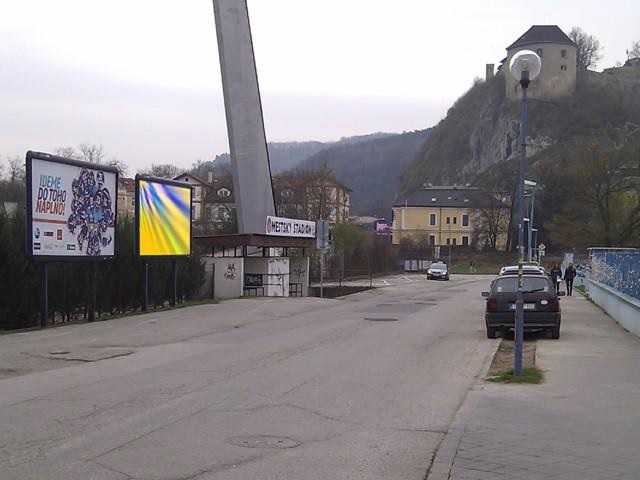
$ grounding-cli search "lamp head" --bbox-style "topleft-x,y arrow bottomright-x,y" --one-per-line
509,50 -> 542,87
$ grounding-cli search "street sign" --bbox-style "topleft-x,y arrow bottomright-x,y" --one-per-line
316,220 -> 330,250
538,243 -> 546,251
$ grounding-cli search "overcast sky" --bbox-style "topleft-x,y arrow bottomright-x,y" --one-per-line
1,0 -> 639,173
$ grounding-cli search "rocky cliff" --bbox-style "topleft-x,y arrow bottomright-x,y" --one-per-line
398,67 -> 640,196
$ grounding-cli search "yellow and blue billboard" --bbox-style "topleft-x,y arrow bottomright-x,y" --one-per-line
136,176 -> 192,257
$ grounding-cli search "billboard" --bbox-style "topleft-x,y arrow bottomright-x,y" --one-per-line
376,222 -> 392,235
136,175 -> 192,257
26,151 -> 118,260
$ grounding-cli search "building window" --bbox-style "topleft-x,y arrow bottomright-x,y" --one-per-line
452,238 -> 457,246
561,49 -> 567,59
453,216 -> 457,225
462,236 -> 469,246
429,213 -> 436,226
446,217 -> 451,225
191,205 -> 196,219
217,188 -> 231,198
446,238 -> 451,245
536,48 -> 543,58
429,235 -> 436,245
462,214 -> 469,227
560,64 -> 567,71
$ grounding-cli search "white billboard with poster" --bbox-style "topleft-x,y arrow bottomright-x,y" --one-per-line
26,151 -> 118,260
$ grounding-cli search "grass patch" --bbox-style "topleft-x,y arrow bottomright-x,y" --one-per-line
575,285 -> 586,294
487,366 -> 544,384
450,264 -> 500,275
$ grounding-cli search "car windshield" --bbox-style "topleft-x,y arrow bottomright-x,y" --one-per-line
431,263 -> 446,269
493,277 -> 550,293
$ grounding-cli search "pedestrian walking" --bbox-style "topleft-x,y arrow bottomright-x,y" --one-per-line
549,263 -> 562,295
469,260 -> 476,273
564,262 -> 577,296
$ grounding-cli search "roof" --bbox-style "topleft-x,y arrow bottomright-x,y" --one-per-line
193,233 -> 314,249
174,173 -> 208,185
394,186 -> 506,209
507,25 -> 576,50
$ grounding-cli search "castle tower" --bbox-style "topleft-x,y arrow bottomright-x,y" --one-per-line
504,25 -> 577,101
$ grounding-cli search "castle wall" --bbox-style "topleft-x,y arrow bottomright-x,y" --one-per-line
505,43 -> 576,100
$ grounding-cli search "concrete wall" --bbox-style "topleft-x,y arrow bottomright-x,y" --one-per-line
213,0 -> 276,234
290,257 -> 310,297
587,279 -> 640,338
203,257 -> 244,299
244,257 -> 290,297
506,43 -> 577,101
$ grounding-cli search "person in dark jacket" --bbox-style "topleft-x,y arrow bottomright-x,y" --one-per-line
564,263 -> 577,296
549,264 -> 562,294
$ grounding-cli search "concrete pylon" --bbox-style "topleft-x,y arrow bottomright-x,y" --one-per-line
212,0 -> 276,234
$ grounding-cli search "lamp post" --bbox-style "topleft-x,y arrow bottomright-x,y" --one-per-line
532,228 -> 538,262
509,50 -> 542,376
524,180 -> 538,262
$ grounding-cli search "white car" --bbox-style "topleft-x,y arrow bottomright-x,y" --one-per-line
499,264 -> 546,276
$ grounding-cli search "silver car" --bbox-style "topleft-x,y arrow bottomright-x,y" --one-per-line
427,262 -> 449,281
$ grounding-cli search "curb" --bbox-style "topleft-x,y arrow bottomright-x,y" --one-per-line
425,338 -> 500,479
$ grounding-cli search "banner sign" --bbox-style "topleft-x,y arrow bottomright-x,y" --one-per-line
376,222 -> 392,235
26,151 -> 118,260
265,216 -> 316,238
136,175 -> 193,257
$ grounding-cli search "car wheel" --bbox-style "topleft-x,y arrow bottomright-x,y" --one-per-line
486,327 -> 498,339
550,326 -> 560,339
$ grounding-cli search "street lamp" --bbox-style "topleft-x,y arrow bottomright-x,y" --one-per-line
524,180 -> 538,262
509,50 -> 542,377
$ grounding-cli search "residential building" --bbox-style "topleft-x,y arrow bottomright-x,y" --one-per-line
392,186 -> 509,250
503,25 -> 577,101
273,174 -> 351,224
116,177 -> 136,220
203,176 -> 236,233
173,173 -> 207,221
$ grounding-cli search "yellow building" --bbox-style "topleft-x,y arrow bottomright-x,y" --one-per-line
392,186 -> 509,250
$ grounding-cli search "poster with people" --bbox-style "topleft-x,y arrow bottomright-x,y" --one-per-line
26,151 -> 118,259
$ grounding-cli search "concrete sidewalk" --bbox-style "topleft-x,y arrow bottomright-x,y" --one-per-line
428,293 -> 640,480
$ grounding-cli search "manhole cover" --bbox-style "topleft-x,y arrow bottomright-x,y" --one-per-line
364,317 -> 399,322
227,435 -> 299,449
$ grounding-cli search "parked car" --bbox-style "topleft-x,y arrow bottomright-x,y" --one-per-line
499,264 -> 546,276
427,262 -> 449,281
482,274 -> 563,339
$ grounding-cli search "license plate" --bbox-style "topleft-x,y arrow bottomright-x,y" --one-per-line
509,303 -> 536,310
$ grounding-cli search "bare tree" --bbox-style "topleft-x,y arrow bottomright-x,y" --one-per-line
475,194 -> 510,250
569,27 -> 602,70
7,156 -> 25,183
140,164 -> 184,179
55,146 -> 81,160
630,39 -> 640,59
55,143 -> 128,175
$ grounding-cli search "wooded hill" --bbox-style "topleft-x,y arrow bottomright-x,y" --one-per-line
397,67 -> 640,249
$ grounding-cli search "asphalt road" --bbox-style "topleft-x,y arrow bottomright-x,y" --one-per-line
0,274 -> 499,480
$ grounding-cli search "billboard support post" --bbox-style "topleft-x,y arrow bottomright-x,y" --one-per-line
142,261 -> 149,312
89,263 -> 97,322
170,259 -> 177,307
40,263 -> 48,328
